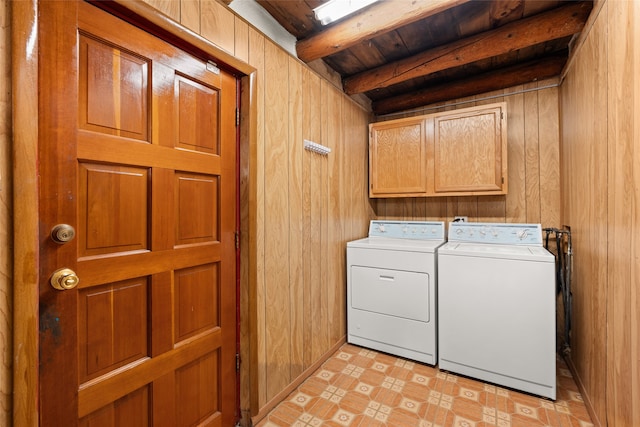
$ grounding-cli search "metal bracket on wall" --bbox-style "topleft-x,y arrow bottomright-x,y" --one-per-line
304,139 -> 331,155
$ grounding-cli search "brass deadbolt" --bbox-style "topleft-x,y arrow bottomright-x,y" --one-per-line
51,224 -> 76,244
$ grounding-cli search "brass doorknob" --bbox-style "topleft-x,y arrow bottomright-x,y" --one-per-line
50,268 -> 80,290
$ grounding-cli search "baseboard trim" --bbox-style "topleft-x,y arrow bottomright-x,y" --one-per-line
250,337 -> 347,426
563,352 -> 602,427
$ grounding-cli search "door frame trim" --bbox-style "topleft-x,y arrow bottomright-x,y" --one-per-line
11,1 -> 257,424
11,1 -> 39,425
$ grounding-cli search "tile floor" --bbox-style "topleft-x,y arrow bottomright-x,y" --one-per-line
256,344 -> 593,427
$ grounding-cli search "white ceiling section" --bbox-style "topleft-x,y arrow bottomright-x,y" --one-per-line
228,0 -> 297,56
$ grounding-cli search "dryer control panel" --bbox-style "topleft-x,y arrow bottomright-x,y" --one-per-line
368,220 -> 445,240
447,222 -> 543,245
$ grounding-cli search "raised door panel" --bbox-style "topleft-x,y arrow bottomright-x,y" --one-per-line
78,163 -> 149,257
176,352 -> 220,426
432,103 -> 507,195
369,118 -> 427,197
78,277 -> 149,382
175,264 -> 220,342
175,172 -> 219,246
78,34 -> 149,141
79,386 -> 150,427
176,75 -> 219,154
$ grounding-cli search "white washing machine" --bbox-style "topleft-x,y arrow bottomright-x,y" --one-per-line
438,222 -> 556,399
347,220 -> 445,365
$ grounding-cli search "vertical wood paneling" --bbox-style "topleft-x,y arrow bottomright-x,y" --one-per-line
456,197 -> 478,220
424,198 -> 448,221
404,198 -> 416,219
242,32 -> 371,412
344,100 -> 354,239
319,81 -> 330,358
141,0 -> 179,21
607,2 -> 633,424
327,86 -> 343,345
505,87 -> 527,223
538,85 -> 560,229
0,1 -> 11,424
309,74 -> 324,364
604,2 -> 640,427
301,66 -> 314,370
234,17 -> 249,63
477,195 -> 505,222
347,98 -> 372,240
247,26 -> 267,410
180,0 -> 200,33
561,5 -> 608,424
632,5 -> 640,426
341,98 -> 354,340
263,40 -> 291,401
288,57 -> 304,379
200,0 -> 235,54
362,110 -> 375,230
446,197 -> 458,223
524,83 -> 541,223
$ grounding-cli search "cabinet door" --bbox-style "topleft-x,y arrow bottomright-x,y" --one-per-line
432,103 -> 507,194
369,118 -> 427,197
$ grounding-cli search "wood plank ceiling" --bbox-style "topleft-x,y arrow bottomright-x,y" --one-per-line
231,0 -> 593,116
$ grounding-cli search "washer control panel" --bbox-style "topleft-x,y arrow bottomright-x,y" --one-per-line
447,222 -> 543,245
368,220 -> 445,240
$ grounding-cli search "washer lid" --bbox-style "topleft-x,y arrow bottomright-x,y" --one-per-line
438,242 -> 554,262
347,236 -> 445,253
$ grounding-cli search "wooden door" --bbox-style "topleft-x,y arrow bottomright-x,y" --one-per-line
38,2 -> 237,425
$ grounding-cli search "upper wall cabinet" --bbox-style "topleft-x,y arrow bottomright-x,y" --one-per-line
369,102 -> 508,198
432,103 -> 507,195
369,116 -> 427,197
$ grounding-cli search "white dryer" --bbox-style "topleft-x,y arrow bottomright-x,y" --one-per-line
438,222 -> 556,399
347,220 -> 445,365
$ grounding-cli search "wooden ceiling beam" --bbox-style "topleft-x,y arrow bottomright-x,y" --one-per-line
296,0 -> 471,62
344,1 -> 591,95
257,0 -> 317,38
372,54 -> 567,115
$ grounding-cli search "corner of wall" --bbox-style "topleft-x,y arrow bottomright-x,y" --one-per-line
227,0 -> 297,57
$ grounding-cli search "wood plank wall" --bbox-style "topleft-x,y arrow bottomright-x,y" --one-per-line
0,0 -> 11,425
138,1 -> 373,423
560,1 -> 640,426
373,80 -> 561,230
249,38 -> 372,419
